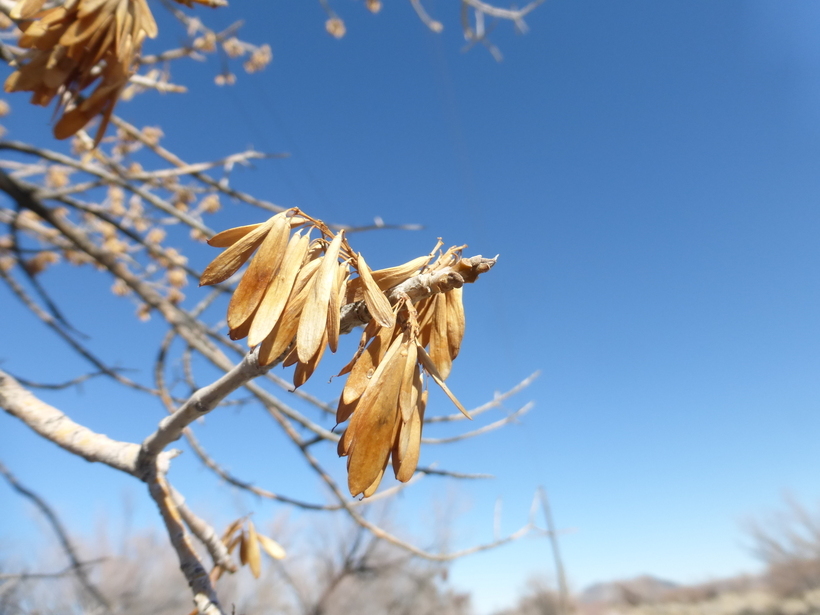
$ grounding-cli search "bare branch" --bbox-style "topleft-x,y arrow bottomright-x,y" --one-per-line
8,369 -> 118,390
110,116 -> 287,215
0,559 -> 106,581
171,486 -> 237,573
409,0 -> 444,33
145,469 -> 225,615
0,141 -> 215,235
426,370 -> 540,423
0,370 -> 172,475
0,266 -> 157,394
0,460 -> 112,613
462,0 -> 547,22
139,347 -> 275,464
422,401 -> 534,444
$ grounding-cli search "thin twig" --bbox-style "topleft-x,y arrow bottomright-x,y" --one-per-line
0,460 -> 112,613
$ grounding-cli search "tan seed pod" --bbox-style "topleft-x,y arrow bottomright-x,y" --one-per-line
257,533 -> 286,560
257,260 -> 320,365
227,213 -> 290,330
345,333 -> 406,496
326,260 -> 348,354
345,254 -> 430,303
291,253 -> 323,295
337,423 -> 353,457
221,518 -> 244,545
257,310 -> 297,366
363,463 -> 387,498
207,223 -> 263,248
416,343 -> 472,419
229,314 -> 254,340
246,521 -> 262,579
336,319 -> 379,379
356,253 -> 395,329
392,363 -> 422,477
247,231 -> 309,347
397,342 -> 418,424
238,531 -> 248,565
293,329 -> 326,388
281,344 -> 299,368
395,399 -> 423,483
296,231 -> 343,363
336,322 -> 396,424
10,0 -> 47,19
446,286 -> 465,360
199,217 -> 275,286
391,422 -> 407,479
429,292 -> 452,379
211,564 -> 226,584
415,296 -> 435,348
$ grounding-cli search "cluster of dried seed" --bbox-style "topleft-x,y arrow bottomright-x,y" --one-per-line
200,210 -> 492,498
214,518 -> 285,582
4,0 -> 224,144
200,209 -> 394,387
5,0 -> 160,144
336,246 -> 471,497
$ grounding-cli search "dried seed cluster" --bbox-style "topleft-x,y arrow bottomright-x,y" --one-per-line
5,0 -> 159,144
213,518 -> 285,582
4,0 -> 223,144
200,210 -> 493,498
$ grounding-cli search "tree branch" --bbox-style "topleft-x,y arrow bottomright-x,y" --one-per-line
0,460 -> 112,613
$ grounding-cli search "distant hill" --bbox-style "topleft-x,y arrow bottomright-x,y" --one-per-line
580,575 -> 680,605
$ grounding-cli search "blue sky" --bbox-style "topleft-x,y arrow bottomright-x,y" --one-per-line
2,0 -> 820,612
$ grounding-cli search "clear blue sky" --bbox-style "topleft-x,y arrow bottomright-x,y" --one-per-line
2,0 -> 820,612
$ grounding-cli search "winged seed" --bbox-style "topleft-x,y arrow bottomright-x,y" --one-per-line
199,218 -> 274,286
357,253 -> 396,328
247,231 -> 309,347
227,213 -> 290,329
296,232 -> 343,363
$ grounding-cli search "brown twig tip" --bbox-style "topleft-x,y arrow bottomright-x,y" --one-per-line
453,254 -> 498,283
